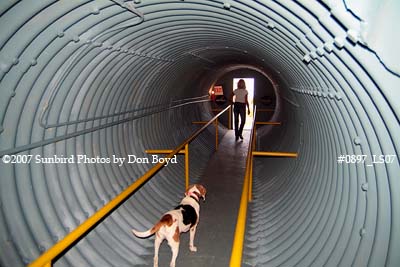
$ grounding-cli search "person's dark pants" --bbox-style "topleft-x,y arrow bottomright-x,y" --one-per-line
234,103 -> 246,137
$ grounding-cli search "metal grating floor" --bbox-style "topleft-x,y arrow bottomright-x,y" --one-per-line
137,130 -> 250,267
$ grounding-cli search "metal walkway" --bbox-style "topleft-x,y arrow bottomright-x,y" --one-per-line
142,130 -> 250,267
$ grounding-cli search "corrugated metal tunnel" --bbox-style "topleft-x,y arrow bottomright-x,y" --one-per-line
0,1 -> 399,267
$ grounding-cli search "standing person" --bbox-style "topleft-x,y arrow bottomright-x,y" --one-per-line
230,79 -> 250,141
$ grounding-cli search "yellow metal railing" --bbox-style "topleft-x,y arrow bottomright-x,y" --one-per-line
257,108 -> 275,112
256,121 -> 281,125
145,148 -> 189,188
229,106 -> 258,267
145,107 -> 231,187
229,106 -> 298,267
212,107 -> 232,129
192,118 -> 220,151
29,105 -> 231,267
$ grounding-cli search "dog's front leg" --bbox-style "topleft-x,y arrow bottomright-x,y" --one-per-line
189,225 -> 197,252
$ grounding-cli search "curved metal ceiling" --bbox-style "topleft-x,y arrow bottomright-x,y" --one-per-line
0,1 -> 399,266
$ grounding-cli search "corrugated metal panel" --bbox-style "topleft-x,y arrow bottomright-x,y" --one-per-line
0,1 -> 398,266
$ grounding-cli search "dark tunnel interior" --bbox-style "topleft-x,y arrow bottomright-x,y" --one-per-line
0,1 -> 399,267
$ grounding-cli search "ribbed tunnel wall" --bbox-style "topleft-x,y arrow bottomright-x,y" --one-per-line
0,1 -> 399,267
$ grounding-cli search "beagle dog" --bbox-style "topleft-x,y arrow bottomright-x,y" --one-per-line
132,184 -> 207,267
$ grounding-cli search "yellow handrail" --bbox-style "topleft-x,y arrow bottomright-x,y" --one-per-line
145,149 -> 186,154
146,112 -> 226,190
29,105 -> 231,267
257,108 -> 275,112
212,106 -> 232,129
145,148 -> 190,189
192,117 -> 220,151
230,106 -> 299,267
256,121 -> 281,125
252,151 -> 298,157
230,106 -> 257,267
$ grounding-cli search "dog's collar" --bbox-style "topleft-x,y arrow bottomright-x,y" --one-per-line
187,191 -> 201,202
190,196 -> 199,203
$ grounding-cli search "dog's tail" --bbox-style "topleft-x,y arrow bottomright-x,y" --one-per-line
132,228 -> 156,238
132,214 -> 174,238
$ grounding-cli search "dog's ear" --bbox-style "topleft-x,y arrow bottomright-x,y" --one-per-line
185,184 -> 195,196
196,184 -> 207,200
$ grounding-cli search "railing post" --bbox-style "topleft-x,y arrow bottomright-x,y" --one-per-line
185,143 -> 189,190
215,118 -> 218,151
248,157 -> 253,202
249,127 -> 256,202
228,105 -> 232,129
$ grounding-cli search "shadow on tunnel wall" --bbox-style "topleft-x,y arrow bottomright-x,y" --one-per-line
0,1 -> 399,267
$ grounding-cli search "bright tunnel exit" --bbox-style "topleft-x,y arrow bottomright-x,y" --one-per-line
233,78 -> 254,130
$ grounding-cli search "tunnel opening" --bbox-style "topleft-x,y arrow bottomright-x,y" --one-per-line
0,1 -> 399,267
232,77 -> 254,129
209,67 -> 277,130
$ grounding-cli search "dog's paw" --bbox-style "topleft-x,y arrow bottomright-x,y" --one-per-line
189,245 -> 197,252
